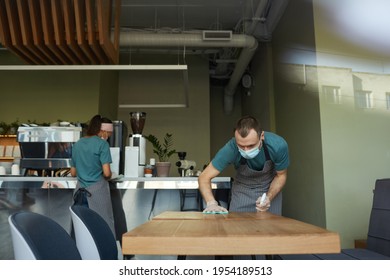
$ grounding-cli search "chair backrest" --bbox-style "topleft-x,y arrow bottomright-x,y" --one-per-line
70,205 -> 118,260
366,178 -> 390,256
8,211 -> 81,260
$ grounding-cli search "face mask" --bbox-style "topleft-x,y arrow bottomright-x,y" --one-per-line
238,146 -> 260,159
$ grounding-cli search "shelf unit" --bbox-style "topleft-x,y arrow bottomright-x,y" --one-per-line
0,135 -> 19,161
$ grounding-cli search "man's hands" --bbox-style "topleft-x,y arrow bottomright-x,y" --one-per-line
256,194 -> 271,212
203,200 -> 228,214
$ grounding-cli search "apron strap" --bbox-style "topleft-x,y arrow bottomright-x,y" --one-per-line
73,187 -> 91,206
263,140 -> 271,161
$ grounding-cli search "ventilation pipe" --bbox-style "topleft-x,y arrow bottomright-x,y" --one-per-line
119,32 -> 258,114
223,40 -> 258,114
119,32 -> 256,49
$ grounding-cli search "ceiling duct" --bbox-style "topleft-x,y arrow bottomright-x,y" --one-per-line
223,39 -> 258,114
119,32 -> 255,49
202,30 -> 232,41
252,0 -> 290,41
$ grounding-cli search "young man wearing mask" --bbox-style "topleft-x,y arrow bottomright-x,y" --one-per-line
198,115 -> 289,215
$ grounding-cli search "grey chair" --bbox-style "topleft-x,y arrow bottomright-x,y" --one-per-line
362,178 -> 390,256
70,205 -> 118,260
277,178 -> 390,260
8,211 -> 81,260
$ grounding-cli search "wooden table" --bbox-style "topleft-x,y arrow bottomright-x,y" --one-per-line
122,211 -> 340,256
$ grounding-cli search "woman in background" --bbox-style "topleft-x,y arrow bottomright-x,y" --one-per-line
70,114 -> 115,237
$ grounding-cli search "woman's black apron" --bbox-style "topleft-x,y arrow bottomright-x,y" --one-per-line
229,142 -> 282,215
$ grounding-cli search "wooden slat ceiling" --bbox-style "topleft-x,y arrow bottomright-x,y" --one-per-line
0,0 -> 120,65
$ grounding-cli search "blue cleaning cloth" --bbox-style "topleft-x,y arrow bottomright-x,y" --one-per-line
203,211 -> 229,214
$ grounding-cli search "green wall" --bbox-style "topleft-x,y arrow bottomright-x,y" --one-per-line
117,55 -> 212,176
0,49 -> 119,124
209,85 -> 242,178
0,69 -> 102,124
274,66 -> 327,228
0,52 -> 216,178
270,0 -> 390,248
98,71 -> 119,120
234,0 -> 330,236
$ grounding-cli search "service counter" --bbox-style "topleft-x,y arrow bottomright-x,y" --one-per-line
0,176 -> 232,259
0,176 -> 231,189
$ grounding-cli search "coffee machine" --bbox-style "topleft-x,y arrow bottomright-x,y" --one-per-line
125,112 -> 146,177
17,126 -> 82,176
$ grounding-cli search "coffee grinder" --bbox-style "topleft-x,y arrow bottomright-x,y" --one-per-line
125,112 -> 146,177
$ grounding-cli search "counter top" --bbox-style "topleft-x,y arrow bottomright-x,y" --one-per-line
0,176 -> 232,189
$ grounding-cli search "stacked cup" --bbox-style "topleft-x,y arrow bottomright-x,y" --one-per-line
11,164 -> 20,175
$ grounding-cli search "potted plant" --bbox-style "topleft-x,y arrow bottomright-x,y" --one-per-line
0,122 -> 9,135
145,133 -> 176,177
9,120 -> 20,135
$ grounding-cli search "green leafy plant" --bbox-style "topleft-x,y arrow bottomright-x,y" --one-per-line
0,120 -> 19,135
145,133 -> 176,162
9,120 -> 20,134
0,121 -> 10,135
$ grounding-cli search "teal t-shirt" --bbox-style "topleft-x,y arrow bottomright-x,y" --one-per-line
71,136 -> 112,187
211,131 -> 289,172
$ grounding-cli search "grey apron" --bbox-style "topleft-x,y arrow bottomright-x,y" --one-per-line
229,141 -> 282,215
74,178 -> 116,238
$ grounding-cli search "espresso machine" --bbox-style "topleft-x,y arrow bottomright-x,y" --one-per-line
125,112 -> 146,177
17,126 -> 82,176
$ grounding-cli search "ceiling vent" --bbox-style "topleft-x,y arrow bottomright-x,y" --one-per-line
202,30 -> 232,41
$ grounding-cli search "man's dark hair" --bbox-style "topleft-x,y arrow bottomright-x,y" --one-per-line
234,115 -> 262,137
